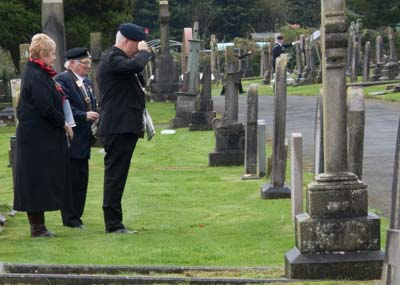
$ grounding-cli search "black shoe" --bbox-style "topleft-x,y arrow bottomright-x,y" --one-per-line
106,228 -> 138,234
31,225 -> 55,238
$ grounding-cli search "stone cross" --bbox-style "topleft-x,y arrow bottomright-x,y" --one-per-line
150,0 -> 180,102
362,41 -> 371,83
244,84 -> 258,177
347,86 -> 365,179
381,117 -> 400,284
261,54 -> 290,199
90,32 -> 102,104
42,0 -> 66,73
285,0 -> 383,279
290,133 -> 303,221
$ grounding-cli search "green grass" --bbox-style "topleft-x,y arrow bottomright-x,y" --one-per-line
211,76 -> 400,102
0,102 -> 388,284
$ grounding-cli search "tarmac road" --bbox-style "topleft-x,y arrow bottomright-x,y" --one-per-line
213,95 -> 400,217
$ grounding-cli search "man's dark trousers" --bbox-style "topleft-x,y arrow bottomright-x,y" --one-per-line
62,159 -> 88,227
102,133 -> 139,232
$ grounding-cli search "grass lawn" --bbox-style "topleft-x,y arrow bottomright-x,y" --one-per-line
211,76 -> 400,102
0,102 -> 388,284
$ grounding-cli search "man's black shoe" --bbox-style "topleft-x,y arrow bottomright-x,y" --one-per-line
106,228 -> 138,234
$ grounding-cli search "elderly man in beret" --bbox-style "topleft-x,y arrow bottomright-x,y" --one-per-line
272,35 -> 298,72
55,47 -> 99,229
97,23 -> 152,234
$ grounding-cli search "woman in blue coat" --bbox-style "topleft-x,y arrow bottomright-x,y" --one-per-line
14,33 -> 73,237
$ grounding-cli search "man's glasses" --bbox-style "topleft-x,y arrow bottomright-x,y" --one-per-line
78,60 -> 91,65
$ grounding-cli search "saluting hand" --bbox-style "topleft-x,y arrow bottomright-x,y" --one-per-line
64,123 -> 74,140
86,111 -> 100,122
138,41 -> 149,52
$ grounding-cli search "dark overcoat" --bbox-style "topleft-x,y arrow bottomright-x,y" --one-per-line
272,42 -> 293,71
14,61 -> 68,212
55,71 -> 96,160
97,46 -> 152,137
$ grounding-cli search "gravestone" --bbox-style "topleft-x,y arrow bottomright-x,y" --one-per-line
381,28 -> 399,80
347,86 -> 365,180
350,41 -> 359,82
261,55 -> 290,199
243,84 -> 258,178
42,0 -> 66,73
381,117 -> 400,284
299,37 -> 315,85
19,44 -> 30,75
295,42 -> 303,82
314,92 -> 324,176
90,32 -> 102,104
262,43 -> 272,85
181,28 -> 192,74
210,34 -> 219,83
189,64 -> 215,131
290,133 -> 303,221
285,0 -> 383,279
371,36 -> 385,81
149,0 -> 180,102
362,41 -> 371,83
209,46 -> 244,166
257,120 -> 266,178
171,39 -> 201,128
346,21 -> 355,75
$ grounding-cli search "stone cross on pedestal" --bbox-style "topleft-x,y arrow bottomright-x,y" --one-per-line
42,0 -> 66,73
149,0 -> 180,102
285,0 -> 383,279
209,46 -> 244,166
261,54 -> 290,199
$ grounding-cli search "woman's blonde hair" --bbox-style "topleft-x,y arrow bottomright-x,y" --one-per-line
29,33 -> 56,59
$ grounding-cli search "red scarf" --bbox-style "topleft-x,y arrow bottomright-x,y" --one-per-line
29,57 -> 66,101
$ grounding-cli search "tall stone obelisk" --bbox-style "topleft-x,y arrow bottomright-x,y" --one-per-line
285,0 -> 383,280
42,0 -> 66,73
150,0 -> 180,102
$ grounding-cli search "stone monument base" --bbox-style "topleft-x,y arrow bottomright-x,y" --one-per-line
189,111 -> 216,131
285,247 -> 384,280
170,91 -> 197,129
209,150 -> 244,166
149,81 -> 181,102
260,183 -> 291,199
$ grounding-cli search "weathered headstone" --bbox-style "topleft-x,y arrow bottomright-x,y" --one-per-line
262,43 -> 272,85
371,35 -> 385,81
295,42 -> 303,82
313,92 -> 324,176
346,21 -> 355,74
19,44 -> 30,75
388,27 -> 398,63
257,120 -> 266,178
261,55 -> 290,199
347,86 -> 365,179
189,64 -> 215,131
243,84 -> 258,178
209,46 -> 244,166
41,0 -> 66,73
171,39 -> 201,129
350,41 -> 359,82
381,117 -> 400,284
362,41 -> 371,83
210,34 -> 219,83
285,0 -> 383,279
90,32 -> 102,104
149,0 -> 180,102
381,27 -> 399,80
300,37 -> 316,85
290,133 -> 303,221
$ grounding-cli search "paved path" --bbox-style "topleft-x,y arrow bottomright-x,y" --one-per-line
213,95 -> 400,217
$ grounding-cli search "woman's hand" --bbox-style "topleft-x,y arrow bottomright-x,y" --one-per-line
64,123 -> 74,140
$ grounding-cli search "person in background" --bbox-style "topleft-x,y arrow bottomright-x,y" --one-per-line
97,23 -> 152,234
272,35 -> 297,72
14,33 -> 73,237
55,47 -> 99,229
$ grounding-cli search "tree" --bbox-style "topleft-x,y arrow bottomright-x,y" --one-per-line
285,0 -> 320,28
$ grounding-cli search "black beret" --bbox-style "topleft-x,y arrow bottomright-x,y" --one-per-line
65,47 -> 91,60
119,23 -> 147,41
276,35 -> 284,40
